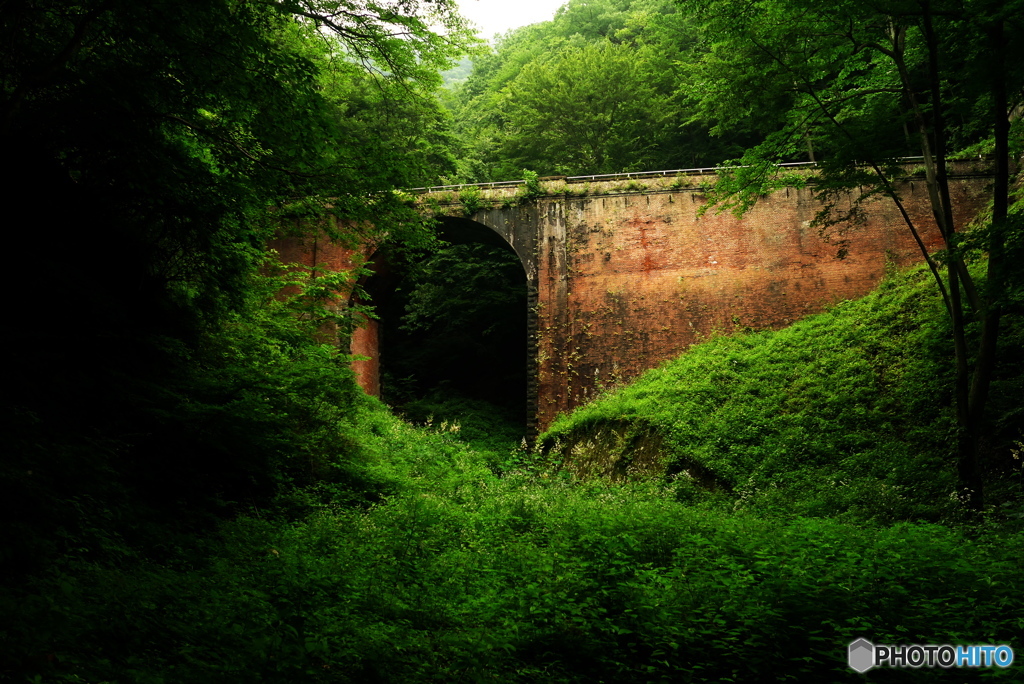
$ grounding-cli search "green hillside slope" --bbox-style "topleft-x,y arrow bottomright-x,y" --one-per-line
543,265 -> 1024,522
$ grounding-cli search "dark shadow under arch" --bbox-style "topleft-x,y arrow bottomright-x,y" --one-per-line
354,215 -> 537,442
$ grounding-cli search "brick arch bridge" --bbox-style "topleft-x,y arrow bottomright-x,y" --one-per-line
275,162 -> 991,440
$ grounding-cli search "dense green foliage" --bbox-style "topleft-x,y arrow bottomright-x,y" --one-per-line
439,0 -> 1024,189
4,0 -> 1024,681
7,255 -> 1024,682
438,0 -> 756,180
5,382 -> 1024,682
0,0 -> 472,593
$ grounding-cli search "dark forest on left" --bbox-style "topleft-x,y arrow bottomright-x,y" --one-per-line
1,0 -> 475,664
4,0 -> 1024,682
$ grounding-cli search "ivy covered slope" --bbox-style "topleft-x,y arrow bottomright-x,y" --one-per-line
543,264 -> 1024,522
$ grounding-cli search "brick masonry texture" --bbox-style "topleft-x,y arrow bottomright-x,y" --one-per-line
267,224 -> 380,396
277,165 -> 992,437
527,178 -> 987,432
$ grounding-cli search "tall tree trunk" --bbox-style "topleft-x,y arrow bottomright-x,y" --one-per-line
962,16 -> 1012,512
920,2 -> 987,510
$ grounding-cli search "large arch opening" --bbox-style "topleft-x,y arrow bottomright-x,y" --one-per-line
359,216 -> 532,449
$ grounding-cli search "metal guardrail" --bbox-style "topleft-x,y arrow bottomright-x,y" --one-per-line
409,155 -> 999,194
406,163 -> 812,194
404,157 -> 948,194
407,179 -> 527,193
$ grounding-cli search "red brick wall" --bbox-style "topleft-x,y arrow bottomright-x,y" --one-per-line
267,228 -> 381,396
532,178 -> 988,431
349,314 -> 380,397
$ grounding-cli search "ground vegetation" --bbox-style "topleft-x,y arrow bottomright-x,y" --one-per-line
2,0 -> 1023,681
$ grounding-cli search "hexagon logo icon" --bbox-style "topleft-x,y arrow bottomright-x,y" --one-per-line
848,638 -> 875,673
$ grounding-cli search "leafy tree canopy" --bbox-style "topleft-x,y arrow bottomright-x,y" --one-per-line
439,0 -> 746,181
495,38 -> 672,175
0,0 -> 475,575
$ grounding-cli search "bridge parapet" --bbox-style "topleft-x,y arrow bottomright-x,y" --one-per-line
408,157 -> 993,209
